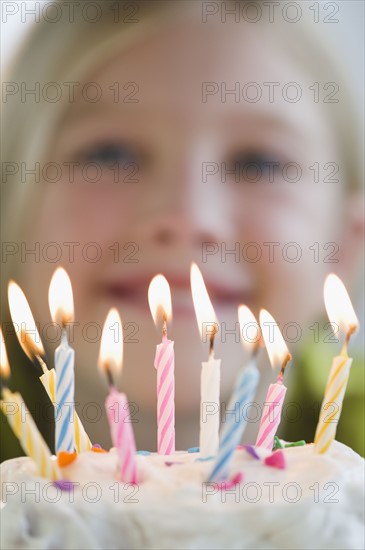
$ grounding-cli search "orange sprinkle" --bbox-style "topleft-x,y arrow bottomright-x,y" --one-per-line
91,446 -> 108,453
58,451 -> 77,467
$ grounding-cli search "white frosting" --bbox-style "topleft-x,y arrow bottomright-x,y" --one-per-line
1,441 -> 364,550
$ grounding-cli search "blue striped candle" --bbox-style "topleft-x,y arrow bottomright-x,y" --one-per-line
209,358 -> 259,482
55,330 -> 75,453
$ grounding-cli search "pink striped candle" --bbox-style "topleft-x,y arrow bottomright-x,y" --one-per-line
106,387 -> 138,483
99,309 -> 138,483
255,374 -> 287,449
154,334 -> 175,455
149,275 -> 175,455
256,309 -> 291,450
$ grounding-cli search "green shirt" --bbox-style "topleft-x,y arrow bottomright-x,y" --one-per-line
280,334 -> 364,456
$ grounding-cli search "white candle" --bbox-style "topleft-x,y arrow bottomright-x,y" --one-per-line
191,263 -> 221,458
200,355 -> 221,457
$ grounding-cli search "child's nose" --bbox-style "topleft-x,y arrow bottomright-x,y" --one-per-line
139,151 -> 235,253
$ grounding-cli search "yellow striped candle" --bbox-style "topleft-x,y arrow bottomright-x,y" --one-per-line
314,355 -> 352,454
0,334 -> 59,479
1,388 -> 60,479
314,274 -> 359,454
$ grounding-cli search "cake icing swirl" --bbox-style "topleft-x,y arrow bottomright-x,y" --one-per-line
1,441 -> 364,550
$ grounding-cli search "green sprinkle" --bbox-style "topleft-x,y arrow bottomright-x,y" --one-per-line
284,440 -> 306,448
272,436 -> 284,451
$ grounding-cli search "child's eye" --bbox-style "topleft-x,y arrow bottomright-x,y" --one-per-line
76,143 -> 140,166
227,151 -> 282,181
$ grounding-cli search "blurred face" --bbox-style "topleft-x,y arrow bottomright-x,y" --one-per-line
23,18 -> 344,447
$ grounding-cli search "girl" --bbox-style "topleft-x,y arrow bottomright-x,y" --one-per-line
1,0 -> 363,459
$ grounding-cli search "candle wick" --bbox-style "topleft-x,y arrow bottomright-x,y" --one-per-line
105,364 -> 115,389
279,353 -> 292,379
251,343 -> 260,360
341,325 -> 356,356
21,330 -> 46,375
162,315 -> 167,339
0,376 -> 9,395
209,329 -> 216,359
61,327 -> 68,345
35,354 -> 48,375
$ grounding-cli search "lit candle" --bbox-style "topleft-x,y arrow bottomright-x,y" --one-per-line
99,308 -> 138,483
255,309 -> 292,450
191,263 -> 220,458
49,268 -> 76,453
8,280 -> 48,374
209,306 -> 260,481
0,329 -> 60,479
148,275 -> 175,455
8,280 -> 91,453
314,274 -> 359,454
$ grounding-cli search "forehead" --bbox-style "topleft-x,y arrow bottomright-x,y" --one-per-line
66,18 -> 336,152
92,21 -> 306,106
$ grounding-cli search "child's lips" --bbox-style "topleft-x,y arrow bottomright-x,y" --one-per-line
99,274 -> 252,315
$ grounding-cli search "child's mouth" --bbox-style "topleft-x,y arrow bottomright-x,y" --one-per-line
99,273 -> 252,317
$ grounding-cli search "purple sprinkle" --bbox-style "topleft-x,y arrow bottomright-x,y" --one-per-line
92,443 -> 102,449
243,445 -> 260,460
165,461 -> 183,467
53,480 -> 77,492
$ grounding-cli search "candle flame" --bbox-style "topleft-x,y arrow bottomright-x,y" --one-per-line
190,263 -> 218,342
324,274 -> 358,337
48,268 -> 74,326
8,281 -> 45,359
259,309 -> 291,371
98,309 -> 123,379
0,328 -> 10,379
148,274 -> 172,326
238,305 -> 261,352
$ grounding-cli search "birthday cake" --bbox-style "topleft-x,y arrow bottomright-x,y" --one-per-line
1,440 -> 364,550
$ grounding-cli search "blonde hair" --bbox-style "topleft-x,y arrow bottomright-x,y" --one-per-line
2,1 -> 173,230
1,0 -> 362,282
